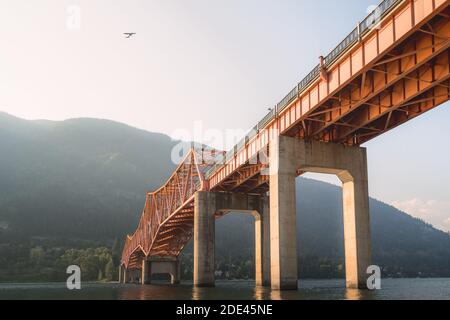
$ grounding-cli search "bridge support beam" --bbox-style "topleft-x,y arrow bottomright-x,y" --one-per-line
255,195 -> 271,287
269,136 -> 371,290
141,260 -> 150,285
141,257 -> 180,285
194,192 -> 271,287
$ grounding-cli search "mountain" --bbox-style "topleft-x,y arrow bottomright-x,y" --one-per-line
1,111 -> 450,281
0,112 -> 177,240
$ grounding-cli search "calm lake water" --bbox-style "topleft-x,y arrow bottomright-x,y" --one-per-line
0,278 -> 449,300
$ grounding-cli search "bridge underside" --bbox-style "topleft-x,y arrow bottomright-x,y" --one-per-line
300,11 -> 450,145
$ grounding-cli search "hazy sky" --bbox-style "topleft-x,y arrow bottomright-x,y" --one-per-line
0,0 -> 449,232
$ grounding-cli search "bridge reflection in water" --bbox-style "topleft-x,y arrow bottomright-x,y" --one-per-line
115,281 -> 377,300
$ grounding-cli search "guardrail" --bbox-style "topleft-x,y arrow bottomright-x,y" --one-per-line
204,0 -> 404,181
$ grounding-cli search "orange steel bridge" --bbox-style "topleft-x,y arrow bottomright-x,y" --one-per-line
121,0 -> 450,278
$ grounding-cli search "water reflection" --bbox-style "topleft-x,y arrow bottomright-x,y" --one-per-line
117,284 -> 145,300
192,286 -> 206,300
270,290 -> 282,300
344,287 -> 379,300
345,288 -> 364,300
254,286 -> 270,300
0,278 -> 448,300
118,282 -> 193,300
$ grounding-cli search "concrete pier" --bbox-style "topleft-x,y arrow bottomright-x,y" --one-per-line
193,192 -> 271,287
255,195 -> 271,287
269,136 -> 298,290
269,136 -> 371,290
194,192 -> 216,287
141,257 -> 180,285
141,260 -> 150,284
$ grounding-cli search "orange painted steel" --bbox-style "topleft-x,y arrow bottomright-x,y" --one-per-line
121,0 -> 450,269
121,148 -> 219,269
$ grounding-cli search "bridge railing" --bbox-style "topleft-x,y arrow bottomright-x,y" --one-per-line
204,0 -> 405,182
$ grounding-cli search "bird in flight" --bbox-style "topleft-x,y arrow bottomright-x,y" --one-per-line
124,33 -> 136,38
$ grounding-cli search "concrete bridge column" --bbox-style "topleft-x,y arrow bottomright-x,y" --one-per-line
269,135 -> 372,290
269,137 -> 298,290
118,265 -> 123,283
141,259 -> 151,285
193,191 -> 270,287
145,257 -> 180,285
194,192 -> 216,287
255,195 -> 271,287
340,156 -> 371,289
170,260 -> 181,285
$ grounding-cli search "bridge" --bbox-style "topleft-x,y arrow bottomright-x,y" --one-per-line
120,0 -> 450,290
